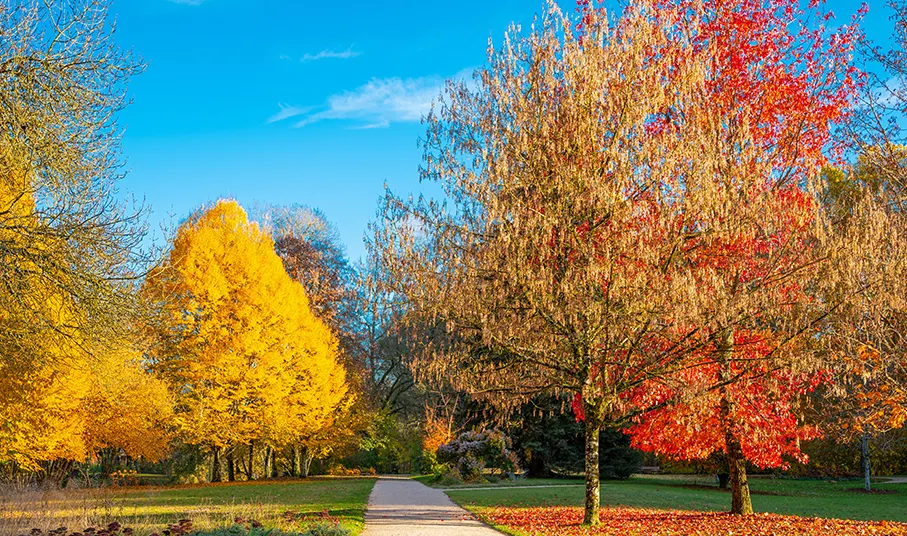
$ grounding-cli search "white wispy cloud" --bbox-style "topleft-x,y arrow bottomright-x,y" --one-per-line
168,0 -> 205,5
269,70 -> 474,129
266,103 -> 310,123
301,47 -> 361,62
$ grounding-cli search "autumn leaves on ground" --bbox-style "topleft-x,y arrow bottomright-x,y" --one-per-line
3,0 -> 907,535
447,476 -> 907,535
480,508 -> 907,536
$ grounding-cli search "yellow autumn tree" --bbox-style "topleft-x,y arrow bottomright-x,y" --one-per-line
1,148 -> 172,476
83,348 -> 175,462
1,0 -> 166,480
144,199 -> 348,481
0,154 -> 84,470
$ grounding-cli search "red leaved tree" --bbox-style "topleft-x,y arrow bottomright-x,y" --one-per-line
574,0 -> 864,515
625,332 -> 825,490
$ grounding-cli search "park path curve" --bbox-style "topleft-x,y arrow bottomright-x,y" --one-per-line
362,476 -> 502,536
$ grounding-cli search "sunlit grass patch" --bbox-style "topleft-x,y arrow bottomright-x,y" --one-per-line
0,477 -> 376,536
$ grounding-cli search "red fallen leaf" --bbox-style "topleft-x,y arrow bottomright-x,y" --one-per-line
473,506 -> 907,536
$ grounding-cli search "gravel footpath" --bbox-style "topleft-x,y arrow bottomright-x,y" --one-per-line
361,477 -> 502,536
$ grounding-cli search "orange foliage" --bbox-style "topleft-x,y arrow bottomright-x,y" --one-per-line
422,417 -> 453,453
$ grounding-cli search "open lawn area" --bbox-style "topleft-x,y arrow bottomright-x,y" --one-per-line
441,475 -> 907,535
0,477 -> 376,536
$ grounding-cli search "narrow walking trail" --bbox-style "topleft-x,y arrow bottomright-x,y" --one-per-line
362,476 -> 502,535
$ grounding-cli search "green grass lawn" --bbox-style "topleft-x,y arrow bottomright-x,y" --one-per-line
0,477 -> 376,536
441,474 -> 907,522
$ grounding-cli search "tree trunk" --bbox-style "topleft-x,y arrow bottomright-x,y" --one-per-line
299,445 -> 313,478
583,401 -> 603,525
717,473 -> 730,489
718,328 -> 753,515
237,449 -> 248,479
725,429 -> 752,514
861,433 -> 871,492
211,446 -> 222,483
264,446 -> 272,479
269,448 -> 278,478
226,449 -> 236,482
289,446 -> 298,477
246,441 -> 255,480
527,453 -> 551,478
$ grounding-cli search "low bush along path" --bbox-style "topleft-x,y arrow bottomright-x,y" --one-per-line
362,476 -> 501,536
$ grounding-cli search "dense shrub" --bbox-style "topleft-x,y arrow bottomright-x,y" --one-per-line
325,465 -> 361,476
345,411 -> 421,474
599,428 -> 644,479
418,449 -> 442,475
506,397 -> 642,479
511,407 -> 585,477
109,469 -> 140,486
506,398 -> 642,479
436,429 -> 519,482
433,466 -> 465,486
792,429 -> 907,477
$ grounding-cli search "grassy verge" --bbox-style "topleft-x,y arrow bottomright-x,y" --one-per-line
0,477 -> 376,536
444,475 -> 907,522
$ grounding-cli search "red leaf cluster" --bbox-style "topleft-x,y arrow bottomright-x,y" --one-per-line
479,506 -> 907,535
625,331 -> 827,469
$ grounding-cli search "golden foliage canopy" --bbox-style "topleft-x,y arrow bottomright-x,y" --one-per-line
0,148 -> 170,470
144,199 -> 349,451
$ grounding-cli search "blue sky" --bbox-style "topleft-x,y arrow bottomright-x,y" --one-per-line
113,0 -> 895,262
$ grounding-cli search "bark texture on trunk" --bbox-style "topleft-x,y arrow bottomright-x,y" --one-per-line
718,328 -> 753,515
861,433 -> 871,492
290,446 -> 299,477
725,430 -> 753,514
211,446 -> 222,483
583,400 -> 603,525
